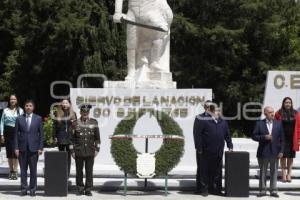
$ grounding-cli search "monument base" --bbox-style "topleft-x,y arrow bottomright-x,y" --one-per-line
104,80 -> 177,89
104,72 -> 177,89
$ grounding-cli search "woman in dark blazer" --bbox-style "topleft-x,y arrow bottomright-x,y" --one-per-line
275,97 -> 300,182
53,99 -> 77,181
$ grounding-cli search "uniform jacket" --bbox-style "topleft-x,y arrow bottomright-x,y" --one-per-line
70,118 -> 100,157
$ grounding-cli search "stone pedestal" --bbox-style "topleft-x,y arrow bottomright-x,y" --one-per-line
104,72 -> 177,89
147,72 -> 172,81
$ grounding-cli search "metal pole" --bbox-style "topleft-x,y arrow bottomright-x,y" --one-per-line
144,138 -> 149,190
145,138 -> 149,153
165,174 -> 168,196
124,173 -> 127,196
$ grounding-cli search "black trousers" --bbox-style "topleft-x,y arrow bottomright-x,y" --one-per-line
58,144 -> 71,177
19,151 -> 39,192
75,156 -> 94,192
199,153 -> 223,194
196,151 -> 205,191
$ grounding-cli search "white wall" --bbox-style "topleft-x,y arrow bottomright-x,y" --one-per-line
263,71 -> 300,112
70,88 -> 212,174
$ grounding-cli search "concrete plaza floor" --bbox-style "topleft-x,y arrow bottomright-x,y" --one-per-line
0,190 -> 299,200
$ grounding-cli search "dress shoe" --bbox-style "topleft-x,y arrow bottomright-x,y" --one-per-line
194,189 -> 208,196
85,191 -> 92,196
30,191 -> 36,197
212,191 -> 224,196
68,180 -> 72,187
200,191 -> 209,197
194,190 -> 203,194
21,191 -> 27,196
77,190 -> 84,196
257,192 -> 267,197
270,193 -> 279,198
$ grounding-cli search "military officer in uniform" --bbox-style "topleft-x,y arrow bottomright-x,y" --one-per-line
70,104 -> 100,196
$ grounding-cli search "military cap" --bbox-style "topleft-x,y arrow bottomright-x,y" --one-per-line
79,104 -> 92,112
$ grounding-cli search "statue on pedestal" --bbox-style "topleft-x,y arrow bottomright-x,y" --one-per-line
106,0 -> 176,88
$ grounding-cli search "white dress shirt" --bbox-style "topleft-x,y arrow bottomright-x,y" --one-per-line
266,119 -> 273,134
26,113 -> 33,130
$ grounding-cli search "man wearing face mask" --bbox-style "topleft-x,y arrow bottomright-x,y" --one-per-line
193,103 -> 233,196
193,100 -> 212,194
70,104 -> 100,196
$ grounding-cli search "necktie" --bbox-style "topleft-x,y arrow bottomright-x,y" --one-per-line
26,115 -> 31,131
64,112 -> 68,132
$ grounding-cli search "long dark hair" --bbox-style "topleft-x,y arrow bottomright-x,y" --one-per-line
279,97 -> 297,118
55,98 -> 76,123
280,97 -> 294,111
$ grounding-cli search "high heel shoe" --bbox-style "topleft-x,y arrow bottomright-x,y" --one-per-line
281,174 -> 287,183
286,175 -> 292,183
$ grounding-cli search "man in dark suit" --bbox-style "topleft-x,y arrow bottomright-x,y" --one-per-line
252,106 -> 284,198
14,100 -> 44,196
193,100 -> 212,194
193,103 -> 233,196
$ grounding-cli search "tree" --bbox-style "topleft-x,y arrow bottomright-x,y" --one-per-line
0,0 -> 126,114
169,0 -> 300,136
1,0 -> 300,135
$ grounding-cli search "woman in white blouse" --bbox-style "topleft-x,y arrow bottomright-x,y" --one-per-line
0,94 -> 24,180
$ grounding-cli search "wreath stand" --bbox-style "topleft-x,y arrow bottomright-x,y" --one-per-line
110,134 -> 184,196
110,111 -> 185,196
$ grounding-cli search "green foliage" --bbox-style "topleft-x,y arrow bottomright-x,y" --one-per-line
155,112 -> 184,175
111,110 -> 184,176
111,112 -> 139,175
43,115 -> 54,146
169,0 -> 300,136
0,0 -> 126,111
1,0 -> 300,136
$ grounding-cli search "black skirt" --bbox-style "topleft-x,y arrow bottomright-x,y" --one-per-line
282,118 -> 296,158
283,136 -> 296,158
3,126 -> 17,159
